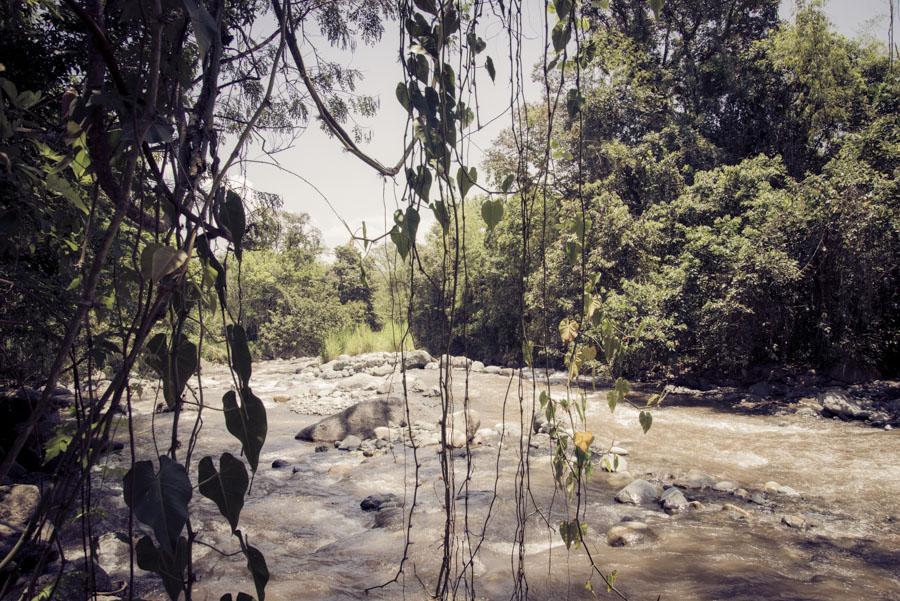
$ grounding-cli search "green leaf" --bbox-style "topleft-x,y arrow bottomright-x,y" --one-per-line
650,0 -> 664,18
566,88 -> 584,118
431,200 -> 450,233
245,544 -> 269,601
485,56 -> 496,82
227,324 -> 252,386
457,166 -> 477,199
123,457 -> 192,555
180,0 -> 218,59
555,0 -> 572,20
395,82 -> 410,112
559,318 -> 579,344
45,172 -> 89,214
198,453 -> 249,533
412,0 -> 437,14
552,21 -> 571,52
466,33 -> 486,54
405,166 -> 431,201
151,246 -> 188,282
639,410 -> 653,434
481,198 -> 503,231
220,594 -> 255,601
135,535 -> 189,601
223,389 -> 267,473
390,225 -> 410,260
500,174 -> 515,193
403,206 -> 420,243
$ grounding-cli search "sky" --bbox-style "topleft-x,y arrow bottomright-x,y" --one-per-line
238,0 -> 897,253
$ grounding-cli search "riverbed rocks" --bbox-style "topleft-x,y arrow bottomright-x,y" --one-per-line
764,481 -> 801,498
659,486 -> 689,512
819,390 -> 869,420
606,520 -> 655,547
295,398 -> 405,441
338,435 -> 363,451
443,409 -> 481,448
781,514 -> 808,530
0,484 -> 40,556
615,479 -> 661,505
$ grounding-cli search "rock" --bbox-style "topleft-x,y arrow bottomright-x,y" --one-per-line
495,422 -> 522,439
403,350 -> 433,369
96,532 -> 132,578
484,366 -> 502,375
424,362 -> 439,370
677,469 -> 716,490
424,385 -> 441,397
271,459 -> 291,469
615,479 -> 661,505
0,484 -> 41,558
370,364 -> 394,377
659,487 -> 688,512
688,500 -> 704,510
443,410 -> 481,448
764,481 -> 800,498
606,521 -> 654,547
734,488 -> 750,500
749,492 -> 771,506
375,438 -> 390,449
314,444 -> 329,453
295,399 -> 405,441
273,395 -> 291,403
722,503 -> 752,520
713,480 -> 738,493
782,514 -> 807,529
336,372 -> 381,391
819,390 -> 869,420
610,446 -> 629,456
373,426 -> 392,441
471,361 -> 486,372
360,493 -> 400,512
795,407 -> 819,419
338,435 -> 362,451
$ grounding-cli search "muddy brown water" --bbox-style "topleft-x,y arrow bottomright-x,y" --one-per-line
100,364 -> 900,601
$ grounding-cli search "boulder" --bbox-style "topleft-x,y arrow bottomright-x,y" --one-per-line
819,390 -> 869,420
713,480 -> 738,493
403,350 -> 433,369
764,481 -> 800,498
373,426 -> 392,441
336,372 -> 381,391
615,479 -> 661,505
659,486 -> 688,512
471,361 -> 486,373
484,366 -> 502,375
599,453 -> 628,473
606,521 -> 654,547
781,514 -> 808,530
443,409 -> 481,448
722,503 -> 751,520
360,493 -> 400,512
677,469 -> 716,490
338,435 -> 362,451
295,399 -> 405,442
0,484 -> 41,556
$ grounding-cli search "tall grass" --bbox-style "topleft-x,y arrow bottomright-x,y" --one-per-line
321,322 -> 414,362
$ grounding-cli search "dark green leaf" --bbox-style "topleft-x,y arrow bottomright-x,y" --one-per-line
413,0 -> 437,14
199,453 -> 249,533
639,410 -> 653,434
227,324 -> 252,386
221,191 -> 247,259
136,535 -> 189,601
485,56 -> 496,82
457,166 -> 477,199
650,0 -> 664,18
223,389 -> 267,472
500,174 -> 515,193
395,82 -> 410,112
123,457 -> 192,555
552,21 -> 571,52
431,200 -> 450,233
481,199 -> 503,231
245,544 -> 269,601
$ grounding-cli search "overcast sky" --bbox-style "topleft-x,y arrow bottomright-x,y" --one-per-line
237,0 -> 897,253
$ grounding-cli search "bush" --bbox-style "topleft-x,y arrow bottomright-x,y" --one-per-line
321,322 -> 414,362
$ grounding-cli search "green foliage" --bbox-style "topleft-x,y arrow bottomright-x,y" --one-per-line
321,322 -> 414,362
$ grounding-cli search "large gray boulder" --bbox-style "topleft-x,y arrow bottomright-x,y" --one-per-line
614,479 -> 661,505
0,484 -> 40,556
295,399 -> 405,442
819,390 -> 869,420
403,350 -> 433,369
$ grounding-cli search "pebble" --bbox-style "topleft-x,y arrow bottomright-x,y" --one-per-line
781,514 -> 807,530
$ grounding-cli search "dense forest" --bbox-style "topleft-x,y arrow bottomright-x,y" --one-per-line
0,0 -> 898,599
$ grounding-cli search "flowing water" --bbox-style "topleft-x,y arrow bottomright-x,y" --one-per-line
110,365 -> 900,601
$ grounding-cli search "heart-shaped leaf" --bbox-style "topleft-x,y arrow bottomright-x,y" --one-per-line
123,457 -> 192,555
199,453 -> 249,533
485,56 -> 496,82
395,82 -> 410,111
481,198 -> 504,231
151,246 -> 188,282
559,318 -> 579,344
639,410 -> 653,434
457,166 -> 477,199
136,535 -> 190,601
221,190 -> 246,259
223,389 -> 267,473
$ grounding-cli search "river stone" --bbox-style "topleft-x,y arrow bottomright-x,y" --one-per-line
338,435 -> 362,451
781,514 -> 808,529
599,453 -> 628,473
660,486 -> 688,512
484,366 -> 502,374
606,521 -> 654,547
819,390 -> 869,420
764,481 -> 800,497
295,399 -> 405,441
96,532 -> 132,578
271,459 -> 291,469
444,409 -> 481,448
471,361 -> 486,372
677,469 -> 716,490
403,350 -> 433,369
0,484 -> 40,555
615,479 -> 661,505
360,493 -> 400,512
374,426 -> 391,441
722,503 -> 752,520
714,480 -> 738,493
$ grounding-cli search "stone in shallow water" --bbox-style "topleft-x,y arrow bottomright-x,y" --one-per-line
338,435 -> 362,451
360,493 -> 400,512
295,399 -> 405,441
764,481 -> 800,497
606,521 -> 654,547
677,469 -> 716,490
659,486 -> 688,512
271,459 -> 291,469
781,514 -> 808,529
615,479 -> 661,505
722,503 -> 752,520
